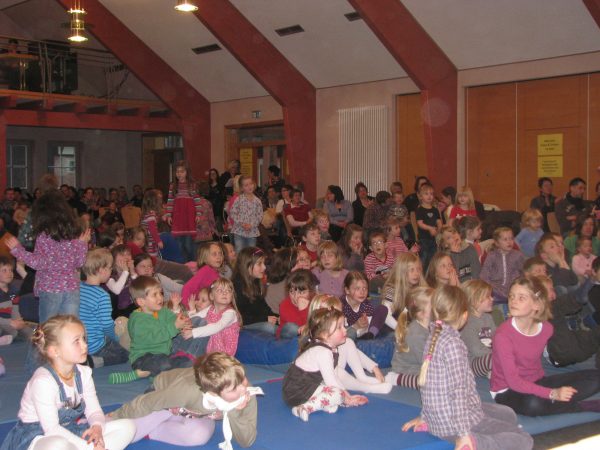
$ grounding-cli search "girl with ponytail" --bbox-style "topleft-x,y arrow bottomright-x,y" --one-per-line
402,285 -> 533,450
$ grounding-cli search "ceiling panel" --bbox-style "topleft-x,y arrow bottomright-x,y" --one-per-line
230,0 -> 407,88
100,0 -> 268,102
401,0 -> 600,70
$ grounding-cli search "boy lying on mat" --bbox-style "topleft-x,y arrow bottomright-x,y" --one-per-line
110,352 -> 263,449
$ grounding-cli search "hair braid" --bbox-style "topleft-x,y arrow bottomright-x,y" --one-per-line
418,321 -> 443,387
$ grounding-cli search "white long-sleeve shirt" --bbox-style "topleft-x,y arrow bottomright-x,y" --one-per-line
189,306 -> 238,339
18,365 -> 105,449
294,345 -> 345,390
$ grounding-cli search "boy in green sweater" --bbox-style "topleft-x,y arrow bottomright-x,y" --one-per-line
128,276 -> 192,375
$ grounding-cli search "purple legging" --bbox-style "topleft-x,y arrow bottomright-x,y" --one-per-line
133,410 -> 215,446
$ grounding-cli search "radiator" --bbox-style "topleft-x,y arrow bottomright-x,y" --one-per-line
338,105 -> 389,199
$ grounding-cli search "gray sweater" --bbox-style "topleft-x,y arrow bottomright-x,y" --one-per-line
450,242 -> 481,283
460,313 -> 496,362
391,320 -> 429,375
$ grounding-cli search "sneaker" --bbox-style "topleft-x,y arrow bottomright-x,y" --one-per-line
0,335 -> 14,346
292,406 -> 309,422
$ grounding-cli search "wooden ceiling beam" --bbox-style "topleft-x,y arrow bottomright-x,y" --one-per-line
583,0 -> 600,28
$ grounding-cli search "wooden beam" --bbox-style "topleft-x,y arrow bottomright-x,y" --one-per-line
349,0 -> 458,189
54,0 -> 211,176
0,115 -> 6,191
193,0 -> 317,203
583,0 -> 600,28
3,109 -> 180,132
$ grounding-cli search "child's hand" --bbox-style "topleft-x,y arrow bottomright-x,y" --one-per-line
410,243 -> 420,254
402,416 -> 426,432
372,366 -> 384,383
268,316 -> 278,325
449,268 -> 460,286
242,223 -> 252,231
430,227 -> 438,237
355,314 -> 369,330
158,241 -> 164,249
553,386 -> 577,402
175,313 -> 190,330
297,325 -> 305,335
5,236 -> 20,250
170,292 -> 182,307
455,435 -> 475,450
126,258 -> 135,273
82,424 -> 104,449
181,328 -> 193,340
166,216 -> 173,226
343,392 -> 368,407
350,240 -> 363,254
79,228 -> 91,243
9,318 -> 26,330
296,296 -> 310,311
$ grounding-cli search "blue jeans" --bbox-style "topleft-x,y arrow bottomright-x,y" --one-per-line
244,321 -> 276,335
132,352 -> 194,376
93,338 -> 129,366
419,239 -> 437,272
172,317 -> 209,357
38,289 -> 80,324
175,235 -> 195,262
233,234 -> 257,254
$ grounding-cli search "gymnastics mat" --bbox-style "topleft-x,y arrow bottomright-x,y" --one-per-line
0,381 -> 452,450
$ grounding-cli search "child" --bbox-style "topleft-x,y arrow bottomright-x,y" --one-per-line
165,160 -> 204,262
460,279 -> 496,377
222,241 -> 236,271
515,208 -> 544,257
312,240 -> 349,299
277,269 -> 316,338
382,253 -> 426,329
80,248 -> 130,369
403,286 -> 533,450
386,287 -> 433,389
572,236 -> 595,279
438,225 -> 480,282
338,223 -> 365,271
229,175 -> 263,253
105,244 -> 138,318
415,182 -> 442,270
127,276 -> 193,376
535,233 -> 579,292
299,222 -> 321,267
425,252 -> 459,288
313,208 -> 332,241
7,190 -> 89,323
140,189 -> 164,258
233,246 -> 277,333
111,352 -> 261,449
480,227 -> 525,302
491,276 -> 600,416
134,253 -> 183,301
448,186 -> 477,225
363,230 -> 395,289
0,315 -> 135,450
385,216 -> 417,258
265,247 -> 301,314
177,277 -> 242,357
181,241 -> 223,308
0,256 -> 30,344
456,215 -> 483,262
282,307 -> 369,421
342,271 -> 388,340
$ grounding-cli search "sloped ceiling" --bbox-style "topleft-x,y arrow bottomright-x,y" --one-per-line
3,0 -> 600,103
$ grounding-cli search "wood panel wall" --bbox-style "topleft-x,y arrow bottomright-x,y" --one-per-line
396,94 -> 428,192
467,73 -> 600,211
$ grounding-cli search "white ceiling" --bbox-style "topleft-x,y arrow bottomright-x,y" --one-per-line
2,0 -> 600,103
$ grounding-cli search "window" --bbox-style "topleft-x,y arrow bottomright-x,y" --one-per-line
6,141 -> 31,190
48,142 -> 79,186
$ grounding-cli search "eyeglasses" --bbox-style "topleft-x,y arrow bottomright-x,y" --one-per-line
372,240 -> 385,245
214,287 -> 233,294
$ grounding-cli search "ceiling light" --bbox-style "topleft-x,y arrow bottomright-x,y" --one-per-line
68,28 -> 88,43
67,1 -> 88,43
175,1 -> 198,12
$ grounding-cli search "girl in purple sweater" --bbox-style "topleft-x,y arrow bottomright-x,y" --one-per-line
491,276 -> 600,416
7,190 -> 89,323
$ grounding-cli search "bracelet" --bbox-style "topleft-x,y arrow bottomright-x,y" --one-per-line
549,389 -> 557,402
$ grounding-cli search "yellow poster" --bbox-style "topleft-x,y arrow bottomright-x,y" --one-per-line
538,156 -> 563,177
239,148 -> 253,177
537,134 -> 563,156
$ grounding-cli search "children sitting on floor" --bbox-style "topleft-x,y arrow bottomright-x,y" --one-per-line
425,252 -> 459,288
312,240 -> 349,300
0,256 -> 31,345
299,223 -> 321,267
341,271 -> 388,340
515,208 -> 544,258
571,236 -> 595,279
182,241 -> 224,308
277,269 -> 316,339
363,229 -> 395,291
106,244 -> 138,318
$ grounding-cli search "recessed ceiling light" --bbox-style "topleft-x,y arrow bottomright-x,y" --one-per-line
191,44 -> 222,54
275,24 -> 304,37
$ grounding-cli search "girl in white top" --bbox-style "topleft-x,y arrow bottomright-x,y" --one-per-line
0,315 -> 134,450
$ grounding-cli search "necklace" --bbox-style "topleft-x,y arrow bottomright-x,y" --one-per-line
53,365 -> 74,382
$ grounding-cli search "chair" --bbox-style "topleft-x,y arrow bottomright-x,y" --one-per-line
120,205 -> 142,229
546,212 -> 560,234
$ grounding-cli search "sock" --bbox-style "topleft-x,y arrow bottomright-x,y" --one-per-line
0,335 -> 14,346
109,370 -> 141,384
397,373 -> 419,389
471,354 -> 492,377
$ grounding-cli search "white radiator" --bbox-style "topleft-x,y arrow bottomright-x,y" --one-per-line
338,105 -> 389,199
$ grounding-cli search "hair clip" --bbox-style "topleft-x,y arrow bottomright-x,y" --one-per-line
534,291 -> 541,298
252,248 -> 264,256
435,320 -> 443,326
424,354 -> 433,361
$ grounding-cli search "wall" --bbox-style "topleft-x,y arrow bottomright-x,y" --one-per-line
6,126 -> 142,192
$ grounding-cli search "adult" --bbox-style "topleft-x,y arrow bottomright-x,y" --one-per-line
554,177 -> 590,236
263,186 -> 280,209
207,168 -> 225,226
81,186 -> 99,219
363,190 -> 391,234
404,176 -> 430,213
352,182 -> 373,227
266,165 -> 285,193
323,185 -> 353,242
530,177 -> 556,232
130,184 -> 144,208
285,188 -> 312,233
275,184 -> 293,216
219,159 -> 241,197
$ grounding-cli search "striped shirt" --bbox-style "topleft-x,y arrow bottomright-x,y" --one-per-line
79,282 -> 118,355
364,250 -> 395,280
386,236 -> 409,258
